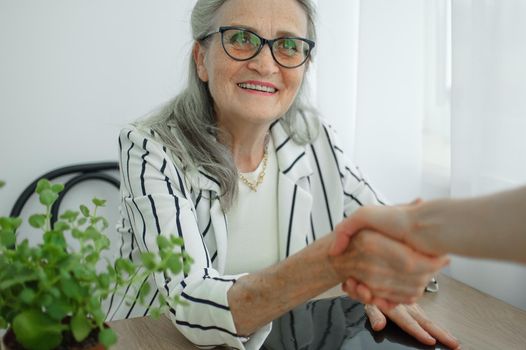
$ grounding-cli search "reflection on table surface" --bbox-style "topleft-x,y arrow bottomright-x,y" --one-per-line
263,296 -> 448,350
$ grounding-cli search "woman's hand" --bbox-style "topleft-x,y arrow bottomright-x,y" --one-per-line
328,229 -> 449,305
364,303 -> 460,349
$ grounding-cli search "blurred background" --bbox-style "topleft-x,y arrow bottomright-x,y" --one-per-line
1,0 -> 525,310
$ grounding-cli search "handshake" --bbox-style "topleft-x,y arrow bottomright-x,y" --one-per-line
328,186 -> 526,310
328,200 -> 447,310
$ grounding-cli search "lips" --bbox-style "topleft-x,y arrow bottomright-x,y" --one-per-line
237,81 -> 278,93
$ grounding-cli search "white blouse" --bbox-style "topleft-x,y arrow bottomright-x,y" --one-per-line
225,138 -> 280,275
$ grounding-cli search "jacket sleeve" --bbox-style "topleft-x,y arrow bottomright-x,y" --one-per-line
118,126 -> 271,350
320,124 -> 386,217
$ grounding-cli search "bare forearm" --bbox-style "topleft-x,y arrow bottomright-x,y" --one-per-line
412,186 -> 526,263
227,233 -> 340,336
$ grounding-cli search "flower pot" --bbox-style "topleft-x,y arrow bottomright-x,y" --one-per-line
1,327 -> 105,350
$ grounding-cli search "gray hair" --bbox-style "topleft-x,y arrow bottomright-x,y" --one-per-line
140,0 -> 320,210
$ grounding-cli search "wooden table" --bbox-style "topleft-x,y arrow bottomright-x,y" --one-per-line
109,274 -> 526,349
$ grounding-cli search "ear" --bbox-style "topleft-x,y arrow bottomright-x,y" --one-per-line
193,42 -> 209,82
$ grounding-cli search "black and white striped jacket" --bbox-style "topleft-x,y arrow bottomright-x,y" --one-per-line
110,120 -> 383,349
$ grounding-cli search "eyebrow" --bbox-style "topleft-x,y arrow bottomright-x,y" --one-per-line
225,23 -> 304,38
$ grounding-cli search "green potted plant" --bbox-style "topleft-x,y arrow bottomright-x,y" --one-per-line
0,179 -> 192,350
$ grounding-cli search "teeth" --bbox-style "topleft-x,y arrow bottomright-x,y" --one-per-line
238,83 -> 276,93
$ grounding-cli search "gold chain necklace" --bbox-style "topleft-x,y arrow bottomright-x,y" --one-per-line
238,145 -> 269,192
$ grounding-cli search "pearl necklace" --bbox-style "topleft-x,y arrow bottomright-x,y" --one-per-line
238,145 -> 269,192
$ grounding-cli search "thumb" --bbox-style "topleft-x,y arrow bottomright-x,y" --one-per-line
329,210 -> 369,256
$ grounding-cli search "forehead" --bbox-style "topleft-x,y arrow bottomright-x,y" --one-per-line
213,0 -> 309,37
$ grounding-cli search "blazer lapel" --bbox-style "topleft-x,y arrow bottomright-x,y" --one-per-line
271,122 -> 314,259
194,169 -> 228,272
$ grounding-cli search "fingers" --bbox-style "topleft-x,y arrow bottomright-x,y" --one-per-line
382,304 -> 461,349
341,278 -> 360,301
356,283 -> 373,303
343,278 -> 400,309
364,304 -> 386,331
382,305 -> 436,345
406,304 -> 460,349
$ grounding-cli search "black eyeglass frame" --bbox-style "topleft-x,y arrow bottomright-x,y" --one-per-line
199,26 -> 316,69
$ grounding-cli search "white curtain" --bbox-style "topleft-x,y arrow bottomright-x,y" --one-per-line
449,0 -> 526,310
316,0 -> 445,204
317,0 -> 526,310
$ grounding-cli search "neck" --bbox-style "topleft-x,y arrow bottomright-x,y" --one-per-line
218,120 -> 272,173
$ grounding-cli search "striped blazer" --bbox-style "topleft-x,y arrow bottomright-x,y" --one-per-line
110,120 -> 383,349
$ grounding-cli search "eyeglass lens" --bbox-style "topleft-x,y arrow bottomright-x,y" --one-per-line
222,28 -> 311,68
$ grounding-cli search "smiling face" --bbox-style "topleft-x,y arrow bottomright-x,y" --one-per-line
194,0 -> 309,129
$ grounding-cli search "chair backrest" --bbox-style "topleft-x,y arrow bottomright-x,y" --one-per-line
10,162 -> 120,228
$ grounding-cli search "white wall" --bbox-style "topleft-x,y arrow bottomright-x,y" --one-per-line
0,0 -> 196,217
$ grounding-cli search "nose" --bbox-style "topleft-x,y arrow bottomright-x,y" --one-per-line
247,43 -> 280,76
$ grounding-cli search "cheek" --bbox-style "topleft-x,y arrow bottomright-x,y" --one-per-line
284,71 -> 305,97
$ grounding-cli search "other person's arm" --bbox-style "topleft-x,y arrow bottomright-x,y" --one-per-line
332,186 -> 526,263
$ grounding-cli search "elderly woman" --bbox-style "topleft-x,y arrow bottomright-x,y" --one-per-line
113,0 -> 459,349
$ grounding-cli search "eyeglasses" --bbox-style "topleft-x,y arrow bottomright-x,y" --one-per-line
199,26 -> 315,69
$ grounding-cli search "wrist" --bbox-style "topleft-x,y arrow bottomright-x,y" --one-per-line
408,199 -> 448,256
323,232 -> 346,284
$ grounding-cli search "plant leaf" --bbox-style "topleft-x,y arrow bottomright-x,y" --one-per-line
43,230 -> 67,249
99,328 -> 118,348
51,183 -> 64,193
150,307 -> 162,319
39,189 -> 58,206
92,198 -> 107,207
98,273 -> 110,289
80,205 -> 90,217
12,309 -> 64,350
170,235 -> 185,246
0,229 -> 16,248
0,180 -> 5,188
53,221 -> 70,232
94,235 -> 110,251
0,217 -> 22,231
140,252 -> 158,270
115,258 -> 136,275
60,277 -> 83,301
20,288 -> 36,304
101,217 -> 109,230
166,254 -> 182,274
156,235 -> 171,250
0,273 -> 38,289
138,281 -> 151,303
35,179 -> 51,194
92,308 -> 105,325
71,311 -> 92,342
60,210 -> 79,222
47,299 -> 72,321
28,214 -> 47,229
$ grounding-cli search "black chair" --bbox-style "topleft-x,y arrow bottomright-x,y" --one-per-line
10,162 -> 120,228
